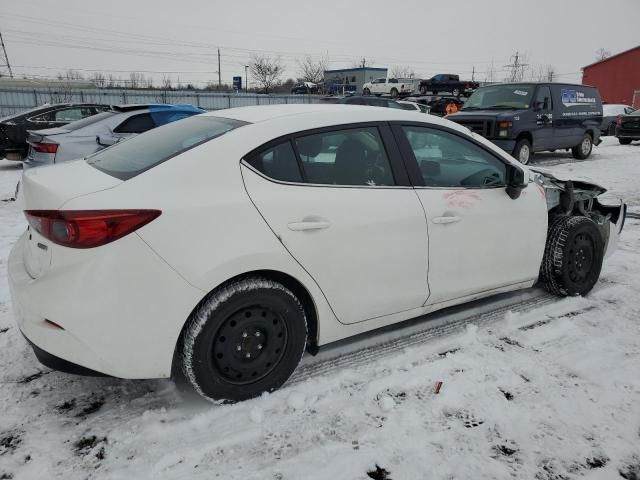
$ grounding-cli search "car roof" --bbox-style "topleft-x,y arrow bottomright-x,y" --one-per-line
205,104 -> 466,133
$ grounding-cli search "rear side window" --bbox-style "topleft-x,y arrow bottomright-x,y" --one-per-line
294,127 -> 395,186
54,107 -> 94,122
246,142 -> 302,183
114,113 -> 155,134
88,116 -> 246,180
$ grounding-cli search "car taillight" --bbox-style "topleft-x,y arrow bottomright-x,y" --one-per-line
31,142 -> 59,154
24,210 -> 161,249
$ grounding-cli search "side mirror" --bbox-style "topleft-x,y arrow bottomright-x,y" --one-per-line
505,164 -> 527,200
96,134 -> 117,147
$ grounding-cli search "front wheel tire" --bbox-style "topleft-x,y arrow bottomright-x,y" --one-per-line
619,138 -> 632,145
572,133 -> 593,159
540,216 -> 604,297
363,88 -> 371,96
513,139 -> 532,165
178,278 -> 307,402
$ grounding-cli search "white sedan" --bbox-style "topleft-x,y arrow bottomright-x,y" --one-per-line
9,105 -> 625,402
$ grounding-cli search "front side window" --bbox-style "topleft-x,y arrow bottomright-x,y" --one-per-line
294,127 -> 395,186
533,86 -> 552,113
246,141 -> 302,183
402,126 -> 506,188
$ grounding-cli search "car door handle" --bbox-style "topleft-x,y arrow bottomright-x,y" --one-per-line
432,216 -> 461,224
287,220 -> 331,231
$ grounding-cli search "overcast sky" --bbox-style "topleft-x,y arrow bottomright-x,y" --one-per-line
0,0 -> 637,88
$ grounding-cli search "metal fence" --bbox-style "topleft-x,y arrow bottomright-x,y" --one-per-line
0,86 -> 323,116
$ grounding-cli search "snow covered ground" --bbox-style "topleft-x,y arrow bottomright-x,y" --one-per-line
1,138 -> 639,480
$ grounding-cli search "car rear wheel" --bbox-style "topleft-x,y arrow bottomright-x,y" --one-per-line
363,88 -> 371,96
390,88 -> 399,98
619,138 -> 632,145
540,216 -> 604,297
513,139 -> 532,165
178,277 -> 307,402
452,88 -> 460,97
572,133 -> 593,159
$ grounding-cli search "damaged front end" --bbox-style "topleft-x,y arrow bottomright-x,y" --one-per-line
531,167 -> 626,257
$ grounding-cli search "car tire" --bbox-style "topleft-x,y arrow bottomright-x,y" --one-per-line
540,216 -> 604,297
419,85 -> 427,95
619,138 -> 632,145
571,133 -> 593,159
178,277 -> 308,402
452,88 -> 460,97
363,88 -> 371,96
513,139 -> 532,165
390,88 -> 399,98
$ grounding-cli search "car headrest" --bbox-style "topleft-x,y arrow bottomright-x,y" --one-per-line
296,135 -> 323,158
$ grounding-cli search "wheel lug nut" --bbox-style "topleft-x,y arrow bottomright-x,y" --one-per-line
242,332 -> 248,338
257,344 -> 263,350
245,353 -> 251,358
236,345 -> 241,351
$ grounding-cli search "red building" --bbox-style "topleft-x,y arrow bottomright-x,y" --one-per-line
582,45 -> 640,108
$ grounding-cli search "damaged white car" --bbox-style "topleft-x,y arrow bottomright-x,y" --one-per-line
8,105 -> 626,402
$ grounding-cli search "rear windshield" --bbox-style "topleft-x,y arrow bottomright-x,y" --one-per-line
87,115 -> 246,180
65,111 -> 116,131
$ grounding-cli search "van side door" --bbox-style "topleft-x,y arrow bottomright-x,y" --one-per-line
532,85 -> 556,150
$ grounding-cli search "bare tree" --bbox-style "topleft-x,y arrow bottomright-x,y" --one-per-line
545,64 -> 556,82
161,75 -> 173,90
90,72 -> 106,88
595,48 -> 611,61
249,54 -> 284,94
390,65 -> 415,79
297,54 -> 328,84
128,72 -> 144,89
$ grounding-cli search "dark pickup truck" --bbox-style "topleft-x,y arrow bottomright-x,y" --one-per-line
419,74 -> 479,97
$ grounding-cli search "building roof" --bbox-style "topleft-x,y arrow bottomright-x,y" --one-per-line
324,67 -> 388,73
582,45 -> 640,70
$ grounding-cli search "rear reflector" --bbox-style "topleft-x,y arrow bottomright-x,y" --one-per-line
31,142 -> 59,154
24,210 -> 161,249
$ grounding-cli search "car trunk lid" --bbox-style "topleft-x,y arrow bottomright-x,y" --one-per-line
19,160 -> 122,278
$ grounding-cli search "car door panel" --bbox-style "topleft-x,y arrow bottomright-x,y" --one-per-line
242,168 -> 429,324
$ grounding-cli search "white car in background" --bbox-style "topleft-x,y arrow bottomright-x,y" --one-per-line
9,105 -> 625,402
362,77 -> 414,97
24,104 -> 204,168
397,100 -> 430,113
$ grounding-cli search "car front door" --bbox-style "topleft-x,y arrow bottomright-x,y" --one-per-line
242,124 -> 429,324
532,85 -> 556,150
393,124 -> 548,305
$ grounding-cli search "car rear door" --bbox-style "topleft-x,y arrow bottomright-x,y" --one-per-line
393,123 -> 548,304
242,123 -> 429,325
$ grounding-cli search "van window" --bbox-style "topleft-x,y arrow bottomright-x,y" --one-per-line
534,86 -> 552,113
88,116 -> 246,180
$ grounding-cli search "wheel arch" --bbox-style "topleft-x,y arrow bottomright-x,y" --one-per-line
171,269 -> 320,377
515,131 -> 533,146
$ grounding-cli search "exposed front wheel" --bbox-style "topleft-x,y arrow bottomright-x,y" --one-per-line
572,133 -> 593,159
513,139 -> 532,165
178,278 -> 308,402
540,216 -> 604,297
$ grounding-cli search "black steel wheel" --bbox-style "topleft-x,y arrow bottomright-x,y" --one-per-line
178,278 -> 307,402
540,216 -> 604,297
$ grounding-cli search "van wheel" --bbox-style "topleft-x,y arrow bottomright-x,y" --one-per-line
572,134 -> 593,159
540,216 -> 604,297
619,138 -> 632,145
178,277 -> 307,402
513,139 -> 532,165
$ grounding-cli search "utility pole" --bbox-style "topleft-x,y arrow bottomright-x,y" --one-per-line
472,65 -> 475,82
0,31 -> 13,78
217,48 -> 222,88
244,65 -> 248,94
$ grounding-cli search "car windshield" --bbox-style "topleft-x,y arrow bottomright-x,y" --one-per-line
463,84 -> 535,110
87,115 -> 247,180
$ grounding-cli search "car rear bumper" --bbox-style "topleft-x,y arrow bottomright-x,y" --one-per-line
8,230 -> 205,379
